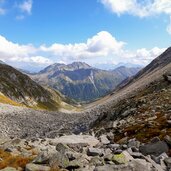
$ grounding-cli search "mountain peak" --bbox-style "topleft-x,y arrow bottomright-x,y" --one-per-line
69,62 -> 91,69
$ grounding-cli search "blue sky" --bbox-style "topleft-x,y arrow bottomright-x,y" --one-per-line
0,0 -> 171,71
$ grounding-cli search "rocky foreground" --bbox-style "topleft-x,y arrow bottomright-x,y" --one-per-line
0,132 -> 171,171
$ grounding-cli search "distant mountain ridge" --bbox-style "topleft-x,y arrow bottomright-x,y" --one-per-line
31,62 -> 140,102
94,62 -> 143,70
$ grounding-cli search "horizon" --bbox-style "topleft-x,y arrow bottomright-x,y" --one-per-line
0,0 -> 171,71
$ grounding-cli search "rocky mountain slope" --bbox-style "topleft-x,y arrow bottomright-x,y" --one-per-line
30,62 -> 140,102
0,63 -> 76,111
90,47 -> 171,139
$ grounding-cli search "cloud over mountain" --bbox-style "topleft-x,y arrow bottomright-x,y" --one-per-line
0,32 -> 166,70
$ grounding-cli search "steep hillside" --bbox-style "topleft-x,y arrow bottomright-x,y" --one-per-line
0,63 -> 76,111
89,47 -> 171,143
31,62 -> 139,102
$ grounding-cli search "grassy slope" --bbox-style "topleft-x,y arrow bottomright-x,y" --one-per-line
0,93 -> 21,106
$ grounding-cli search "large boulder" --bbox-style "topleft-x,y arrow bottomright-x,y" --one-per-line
49,151 -> 69,169
49,135 -> 99,147
139,141 -> 169,156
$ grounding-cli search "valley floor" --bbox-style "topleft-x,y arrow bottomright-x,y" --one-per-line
0,103 -> 97,139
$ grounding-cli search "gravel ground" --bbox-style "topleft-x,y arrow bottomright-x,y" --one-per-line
0,103 -> 100,138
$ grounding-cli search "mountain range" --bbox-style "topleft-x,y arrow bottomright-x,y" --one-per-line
94,62 -> 143,70
30,62 -> 141,102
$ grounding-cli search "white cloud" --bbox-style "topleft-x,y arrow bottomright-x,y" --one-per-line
0,35 -> 52,66
0,35 -> 36,57
100,0 -> 171,35
0,32 -> 166,70
122,47 -> 166,65
19,0 -> 32,15
40,31 -> 125,60
100,0 -> 171,17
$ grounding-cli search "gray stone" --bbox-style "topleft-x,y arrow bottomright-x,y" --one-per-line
130,152 -> 143,158
49,151 -> 69,168
128,139 -> 140,148
87,148 -> 103,156
122,151 -> 134,161
151,152 -> 168,164
130,159 -> 153,171
56,143 -> 69,154
114,149 -> 123,154
67,143 -> 88,153
108,143 -> 120,149
164,157 -> 171,168
106,132 -> 114,141
99,135 -> 110,145
51,135 -> 99,147
104,153 -> 113,161
25,163 -> 50,171
164,135 -> 171,146
131,146 -> 139,152
151,137 -> 160,143
139,141 -> 169,156
143,155 -> 164,171
33,151 -> 49,164
112,120 -> 119,128
122,144 -> 128,149
90,156 -> 104,166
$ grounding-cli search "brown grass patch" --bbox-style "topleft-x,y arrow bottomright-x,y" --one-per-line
0,149 -> 33,170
